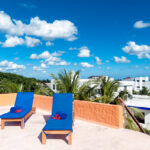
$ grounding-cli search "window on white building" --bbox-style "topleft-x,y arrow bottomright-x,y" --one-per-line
137,86 -> 140,88
53,84 -> 55,90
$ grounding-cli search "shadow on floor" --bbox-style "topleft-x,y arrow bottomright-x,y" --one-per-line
43,115 -> 51,122
5,122 -> 21,127
38,132 -> 68,144
38,114 -> 68,144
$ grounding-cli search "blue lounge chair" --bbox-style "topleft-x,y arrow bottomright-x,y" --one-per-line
42,93 -> 74,145
0,92 -> 36,129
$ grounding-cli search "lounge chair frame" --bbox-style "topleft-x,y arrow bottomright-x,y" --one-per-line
1,107 -> 36,129
42,112 -> 75,145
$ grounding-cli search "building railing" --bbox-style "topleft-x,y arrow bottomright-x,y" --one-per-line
118,97 -> 146,133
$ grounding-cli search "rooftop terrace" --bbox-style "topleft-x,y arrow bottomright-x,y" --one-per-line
0,107 -> 150,150
0,94 -> 150,150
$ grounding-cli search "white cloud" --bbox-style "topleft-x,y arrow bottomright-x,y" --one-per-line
18,3 -> 37,9
0,60 -> 25,70
78,46 -> 90,57
30,51 -> 70,66
41,63 -> 47,68
33,66 -> 43,71
25,36 -> 41,47
122,41 -> 150,59
51,51 -> 65,57
30,51 -> 51,59
14,57 -> 19,60
145,66 -> 149,70
1,35 -> 41,47
134,21 -> 150,29
2,35 -> 24,47
55,61 -> 70,66
114,56 -> 130,63
106,67 -> 111,70
46,41 -> 53,46
80,62 -> 94,68
69,47 -> 77,50
74,63 -> 78,66
0,11 -> 78,41
95,56 -> 102,64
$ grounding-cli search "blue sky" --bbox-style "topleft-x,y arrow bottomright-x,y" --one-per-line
0,0 -> 150,79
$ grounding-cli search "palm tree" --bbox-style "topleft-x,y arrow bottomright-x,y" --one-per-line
99,77 -> 120,103
51,70 -> 80,93
75,79 -> 100,101
34,84 -> 53,96
51,70 -> 100,101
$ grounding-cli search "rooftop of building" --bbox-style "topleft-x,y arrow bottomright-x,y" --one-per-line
0,106 -> 150,150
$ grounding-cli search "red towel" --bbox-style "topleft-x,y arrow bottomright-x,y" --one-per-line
52,114 -> 61,120
15,109 -> 22,113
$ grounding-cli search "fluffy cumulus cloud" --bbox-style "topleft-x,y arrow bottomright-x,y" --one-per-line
95,56 -> 102,64
80,62 -> 94,68
2,35 -> 24,47
46,41 -> 53,46
30,51 -> 70,66
134,21 -> 150,29
114,56 -> 130,63
0,11 -> 78,41
122,41 -> 150,59
25,36 -> 41,47
78,46 -> 90,57
1,35 -> 41,47
0,60 -> 25,70
41,63 -> 47,68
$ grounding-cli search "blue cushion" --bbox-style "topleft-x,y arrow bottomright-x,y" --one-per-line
43,93 -> 73,131
43,115 -> 72,130
0,92 -> 34,119
10,107 -> 21,113
0,108 -> 31,119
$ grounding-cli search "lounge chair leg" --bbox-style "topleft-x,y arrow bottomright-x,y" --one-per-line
1,120 -> 5,130
21,119 -> 24,129
42,131 -> 46,144
68,132 -> 72,145
32,107 -> 36,114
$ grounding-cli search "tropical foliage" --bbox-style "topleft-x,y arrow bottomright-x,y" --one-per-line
0,72 -> 53,96
51,70 -> 80,93
99,77 -> 120,103
133,87 -> 150,96
51,70 -> 100,101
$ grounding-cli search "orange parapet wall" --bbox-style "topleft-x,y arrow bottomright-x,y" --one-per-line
33,95 -> 53,112
0,93 -> 16,106
73,100 -> 123,128
0,94 -> 123,128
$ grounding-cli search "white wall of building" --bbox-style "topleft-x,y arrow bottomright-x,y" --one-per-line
47,76 -> 150,96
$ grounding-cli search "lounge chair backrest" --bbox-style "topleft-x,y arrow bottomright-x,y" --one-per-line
52,93 -> 73,116
14,92 -> 34,110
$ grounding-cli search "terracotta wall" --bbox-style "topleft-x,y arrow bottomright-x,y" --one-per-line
0,93 -> 16,106
0,93 -> 123,128
73,100 -> 123,128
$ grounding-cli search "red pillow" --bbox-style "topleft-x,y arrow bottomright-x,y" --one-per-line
15,109 -> 22,113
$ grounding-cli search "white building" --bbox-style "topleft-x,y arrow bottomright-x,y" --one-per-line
118,76 -> 150,94
126,95 -> 150,129
47,75 -> 150,96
